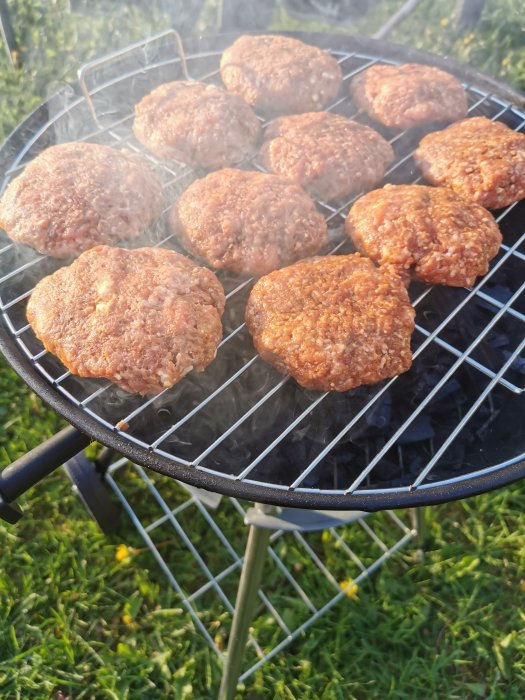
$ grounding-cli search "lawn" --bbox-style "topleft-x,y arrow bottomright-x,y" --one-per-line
0,1 -> 524,698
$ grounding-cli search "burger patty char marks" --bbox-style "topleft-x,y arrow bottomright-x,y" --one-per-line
26,246 -> 225,395
220,34 -> 342,114
346,184 -> 502,287
171,168 -> 328,276
414,116 -> 525,209
259,111 -> 393,201
245,254 -> 415,392
132,80 -> 261,169
0,142 -> 163,259
350,63 -> 468,129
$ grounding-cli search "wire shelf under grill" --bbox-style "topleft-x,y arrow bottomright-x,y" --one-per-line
0,32 -> 524,508
104,457 -> 415,681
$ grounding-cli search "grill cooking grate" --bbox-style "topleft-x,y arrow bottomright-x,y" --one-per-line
0,32 -> 524,506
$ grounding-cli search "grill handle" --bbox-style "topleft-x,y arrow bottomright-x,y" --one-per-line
78,28 -> 189,130
0,425 -> 91,504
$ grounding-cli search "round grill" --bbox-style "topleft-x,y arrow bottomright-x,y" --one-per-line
1,31 -> 524,510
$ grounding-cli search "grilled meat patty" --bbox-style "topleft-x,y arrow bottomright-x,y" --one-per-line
171,168 -> 328,276
350,63 -> 467,129
0,142 -> 163,259
259,111 -> 393,202
245,254 -> 415,392
414,116 -> 525,209
346,184 -> 502,287
220,34 -> 342,114
26,246 -> 225,395
133,80 -> 260,169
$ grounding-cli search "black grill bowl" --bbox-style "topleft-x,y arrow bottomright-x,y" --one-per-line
1,31 -> 525,510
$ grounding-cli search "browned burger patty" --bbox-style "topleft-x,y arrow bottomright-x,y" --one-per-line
259,112 -> 393,201
350,63 -> 467,129
346,184 -> 502,288
220,35 -> 342,114
171,168 -> 328,276
245,254 -> 415,392
26,246 -> 225,395
0,142 -> 163,259
132,81 -> 260,169
414,116 -> 525,209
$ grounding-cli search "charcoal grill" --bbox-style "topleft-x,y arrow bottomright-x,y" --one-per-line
0,30 -> 524,511
0,28 -> 524,699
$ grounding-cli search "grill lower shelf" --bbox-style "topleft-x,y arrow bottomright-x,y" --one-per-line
105,457 -> 416,681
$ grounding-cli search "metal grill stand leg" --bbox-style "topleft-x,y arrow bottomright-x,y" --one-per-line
218,514 -> 272,700
411,506 -> 427,555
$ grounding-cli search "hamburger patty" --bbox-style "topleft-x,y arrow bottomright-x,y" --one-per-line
220,34 -> 342,114
0,142 -> 163,259
132,80 -> 260,169
171,168 -> 328,276
414,116 -> 525,209
350,63 -> 467,129
346,184 -> 502,287
26,246 -> 225,395
259,112 -> 393,201
245,254 -> 415,392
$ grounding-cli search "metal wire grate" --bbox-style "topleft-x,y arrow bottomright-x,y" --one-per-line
0,32 -> 524,505
103,457 -> 415,681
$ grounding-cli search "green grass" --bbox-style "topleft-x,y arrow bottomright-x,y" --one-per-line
1,1 -> 525,698
1,444 -> 524,699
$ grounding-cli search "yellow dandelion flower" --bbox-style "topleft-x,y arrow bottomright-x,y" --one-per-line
122,613 -> 133,625
115,544 -> 130,562
339,578 -> 359,600
502,57 -> 511,67
440,17 -> 450,27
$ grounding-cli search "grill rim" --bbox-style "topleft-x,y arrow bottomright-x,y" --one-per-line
1,30 -> 525,510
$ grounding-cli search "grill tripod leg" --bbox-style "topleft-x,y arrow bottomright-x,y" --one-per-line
218,515 -> 272,700
410,506 -> 427,555
64,451 -> 121,534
